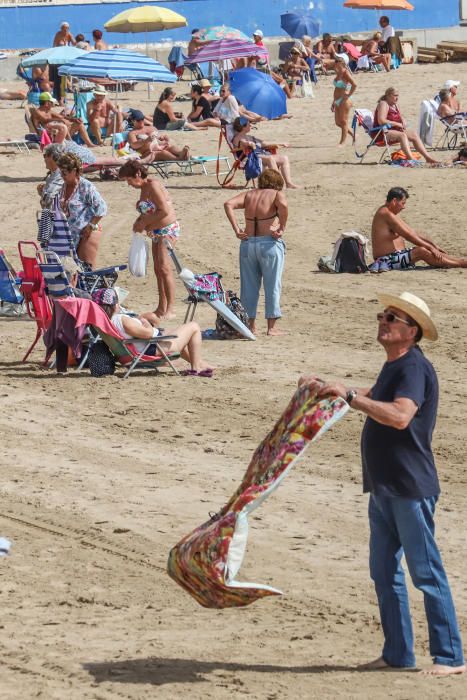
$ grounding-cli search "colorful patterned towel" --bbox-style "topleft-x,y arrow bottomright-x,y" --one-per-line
167,383 -> 349,608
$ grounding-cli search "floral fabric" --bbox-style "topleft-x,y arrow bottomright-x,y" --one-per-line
167,383 -> 348,608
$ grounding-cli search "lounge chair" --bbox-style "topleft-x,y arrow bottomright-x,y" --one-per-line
17,240 -> 53,362
352,108 -> 395,164
56,297 -> 181,379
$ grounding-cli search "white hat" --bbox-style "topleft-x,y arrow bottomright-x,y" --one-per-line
378,291 -> 438,341
444,80 -> 460,90
253,29 -> 263,38
61,21 -> 70,28
93,86 -> 107,96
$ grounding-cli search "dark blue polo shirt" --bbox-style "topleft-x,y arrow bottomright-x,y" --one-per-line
361,346 -> 440,498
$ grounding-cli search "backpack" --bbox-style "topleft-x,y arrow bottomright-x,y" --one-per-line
215,290 -> 249,339
244,149 -> 263,182
88,341 -> 115,377
332,233 -> 369,274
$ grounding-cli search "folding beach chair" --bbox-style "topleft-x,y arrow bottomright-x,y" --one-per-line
435,111 -> 467,151
216,124 -> 249,188
56,297 -> 180,379
149,155 -> 231,179
0,248 -> 24,316
0,138 -> 32,154
17,240 -> 53,362
352,108 -> 394,164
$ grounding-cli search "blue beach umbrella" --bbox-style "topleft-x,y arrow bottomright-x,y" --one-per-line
280,11 -> 321,39
229,68 -> 287,120
58,48 -> 176,83
21,46 -> 86,67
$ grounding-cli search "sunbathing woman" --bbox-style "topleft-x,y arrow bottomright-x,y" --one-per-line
374,87 -> 439,164
231,116 -> 299,189
332,56 -> 357,146
119,160 -> 179,321
92,287 -> 214,376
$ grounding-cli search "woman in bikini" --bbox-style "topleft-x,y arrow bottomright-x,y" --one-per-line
224,169 -> 288,336
374,87 -> 439,164
332,56 -> 357,146
119,160 -> 179,321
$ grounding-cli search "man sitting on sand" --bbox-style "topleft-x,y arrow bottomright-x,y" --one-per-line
127,110 -> 190,161
33,91 -> 95,147
369,187 -> 467,272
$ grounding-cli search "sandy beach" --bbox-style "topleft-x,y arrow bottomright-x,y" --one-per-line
1,62 -> 467,699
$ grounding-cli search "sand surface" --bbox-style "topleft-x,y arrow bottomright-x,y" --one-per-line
1,64 -> 467,699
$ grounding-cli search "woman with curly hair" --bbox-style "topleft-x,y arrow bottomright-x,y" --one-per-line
224,169 -> 288,336
57,153 -> 107,267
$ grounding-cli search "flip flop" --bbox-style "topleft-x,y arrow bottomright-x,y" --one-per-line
181,368 -> 213,378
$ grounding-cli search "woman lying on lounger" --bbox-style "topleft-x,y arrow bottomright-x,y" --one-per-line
92,287 -> 214,377
374,87 -> 439,164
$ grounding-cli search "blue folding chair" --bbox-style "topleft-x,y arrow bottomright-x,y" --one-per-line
0,248 -> 24,316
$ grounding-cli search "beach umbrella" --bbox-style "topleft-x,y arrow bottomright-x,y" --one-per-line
280,12 -> 321,39
197,25 -> 249,41
104,5 -> 187,33
185,39 -> 268,64
229,68 -> 287,120
58,49 -> 176,83
21,46 -> 86,67
343,0 -> 414,8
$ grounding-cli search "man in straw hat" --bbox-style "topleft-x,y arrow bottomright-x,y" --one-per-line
370,187 -> 467,272
86,86 -> 122,146
299,292 -> 465,676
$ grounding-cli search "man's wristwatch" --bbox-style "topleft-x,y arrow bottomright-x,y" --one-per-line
346,389 -> 357,405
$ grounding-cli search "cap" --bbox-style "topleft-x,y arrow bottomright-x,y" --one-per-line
130,109 -> 145,122
92,287 -> 118,307
253,29 -> 263,38
93,86 -> 107,96
199,78 -> 211,88
444,80 -> 460,90
39,91 -> 58,104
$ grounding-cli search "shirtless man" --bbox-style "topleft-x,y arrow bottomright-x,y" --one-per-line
370,187 -> 467,272
315,33 -> 337,70
187,29 -> 210,57
53,21 -> 76,47
224,168 -> 288,336
92,29 -> 108,51
443,80 -> 461,112
33,91 -> 95,147
437,88 -> 466,128
86,87 -> 122,145
127,111 -> 190,161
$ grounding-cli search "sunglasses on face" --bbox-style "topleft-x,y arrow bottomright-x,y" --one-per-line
377,312 -> 411,325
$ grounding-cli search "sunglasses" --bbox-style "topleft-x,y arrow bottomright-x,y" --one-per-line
377,312 -> 411,325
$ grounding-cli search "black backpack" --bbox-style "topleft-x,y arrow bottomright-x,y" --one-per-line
88,341 -> 115,377
334,237 -> 368,273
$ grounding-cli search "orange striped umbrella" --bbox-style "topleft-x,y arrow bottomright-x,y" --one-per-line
344,0 -> 414,9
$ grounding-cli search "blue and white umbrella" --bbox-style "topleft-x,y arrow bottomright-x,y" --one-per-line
58,48 -> 176,83
280,12 -> 321,39
22,46 -> 86,67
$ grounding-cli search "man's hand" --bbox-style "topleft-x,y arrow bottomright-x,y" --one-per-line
317,382 -> 347,400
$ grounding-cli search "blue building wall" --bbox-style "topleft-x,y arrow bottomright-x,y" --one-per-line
0,0 -> 460,50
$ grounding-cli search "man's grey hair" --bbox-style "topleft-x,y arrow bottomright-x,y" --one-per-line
43,143 -> 66,162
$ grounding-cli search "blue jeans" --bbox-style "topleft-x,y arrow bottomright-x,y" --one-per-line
369,494 -> 464,668
239,237 -> 285,319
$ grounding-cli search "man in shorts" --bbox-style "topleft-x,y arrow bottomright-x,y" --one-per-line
370,187 -> 467,272
86,86 -> 122,145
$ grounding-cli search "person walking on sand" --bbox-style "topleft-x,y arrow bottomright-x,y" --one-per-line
224,169 -> 288,336
332,56 -> 357,146
299,291 -> 465,676
119,160 -> 179,321
369,187 -> 467,271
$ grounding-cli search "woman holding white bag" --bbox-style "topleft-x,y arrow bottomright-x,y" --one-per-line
119,160 -> 179,321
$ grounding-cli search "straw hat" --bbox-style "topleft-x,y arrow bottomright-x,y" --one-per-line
93,86 -> 107,96
378,291 -> 438,341
199,78 -> 211,88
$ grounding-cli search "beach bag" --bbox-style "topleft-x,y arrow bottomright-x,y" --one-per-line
301,74 -> 314,98
244,149 -> 263,182
128,233 -> 148,277
88,341 -> 115,377
333,235 -> 368,274
215,290 -> 249,340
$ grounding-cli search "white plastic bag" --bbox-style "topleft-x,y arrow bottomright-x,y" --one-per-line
128,233 -> 148,277
301,74 -> 314,99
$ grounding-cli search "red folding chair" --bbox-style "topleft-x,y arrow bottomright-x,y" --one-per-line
18,240 -> 52,362
216,124 -> 249,188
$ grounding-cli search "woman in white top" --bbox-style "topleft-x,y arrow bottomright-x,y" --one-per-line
92,288 -> 214,376
213,82 -> 240,124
